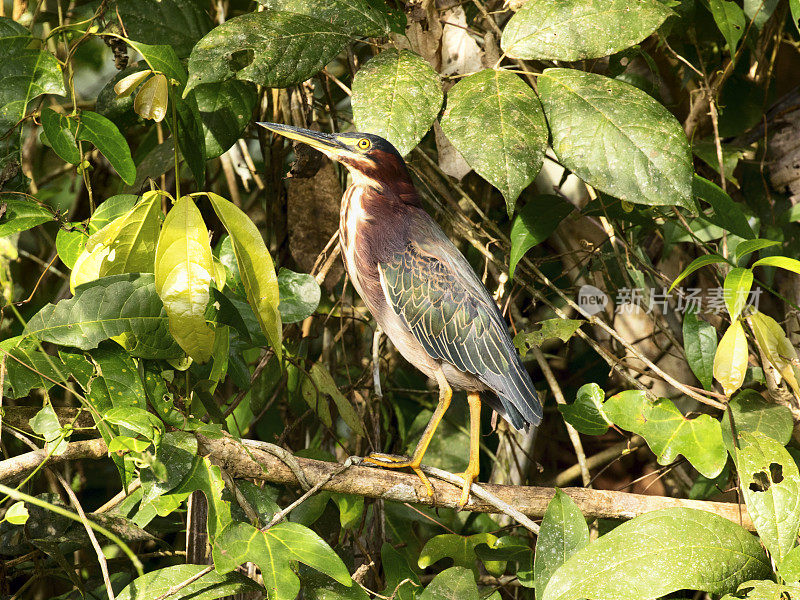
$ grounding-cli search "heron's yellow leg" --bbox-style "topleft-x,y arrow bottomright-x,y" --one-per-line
364,369 -> 452,497
454,393 -> 481,509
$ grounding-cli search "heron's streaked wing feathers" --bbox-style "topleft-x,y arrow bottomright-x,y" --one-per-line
378,221 -> 542,430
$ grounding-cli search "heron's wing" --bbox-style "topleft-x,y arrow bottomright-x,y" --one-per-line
378,221 -> 541,430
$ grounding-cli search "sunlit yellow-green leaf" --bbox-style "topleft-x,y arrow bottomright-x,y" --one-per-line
723,267 -> 753,320
154,196 -> 215,363
69,191 -> 162,292
205,193 -> 281,358
713,320 -> 749,397
114,69 -> 152,97
748,311 -> 800,396
5,501 -> 29,525
134,73 -> 169,122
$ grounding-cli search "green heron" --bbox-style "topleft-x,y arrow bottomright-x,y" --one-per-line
259,122 -> 542,507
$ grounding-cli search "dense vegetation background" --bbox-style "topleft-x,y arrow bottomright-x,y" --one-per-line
2,0 -> 800,598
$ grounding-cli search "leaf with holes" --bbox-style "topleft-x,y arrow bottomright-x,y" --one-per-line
603,390 -> 727,478
213,521 -> 351,600
541,508 -> 770,600
538,68 -> 693,211
115,0 -> 212,58
186,11 -> 349,94
155,196 -> 215,363
440,69 -> 547,215
714,320 -> 749,397
352,49 -> 442,156
501,0 -> 672,61
735,432 -> 800,563
514,318 -> 584,356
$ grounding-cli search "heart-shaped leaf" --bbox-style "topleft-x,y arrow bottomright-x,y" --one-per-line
440,69 -> 547,215
538,69 -> 693,211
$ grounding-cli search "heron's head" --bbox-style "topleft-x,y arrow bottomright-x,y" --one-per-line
257,122 -> 411,190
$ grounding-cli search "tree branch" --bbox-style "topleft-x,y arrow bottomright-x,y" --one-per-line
0,436 -> 754,531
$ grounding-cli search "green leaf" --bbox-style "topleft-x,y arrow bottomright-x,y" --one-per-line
748,311 -> 800,396
0,198 -> 52,237
76,111 -> 136,185
538,68 -> 693,211
514,318 -> 583,355
185,11 -> 349,94
682,309 -> 718,390
116,564 -> 261,600
541,508 -> 770,600
418,533 -> 499,574
278,267 -> 321,323
5,501 -> 29,525
108,436 -> 151,453
440,69 -> 547,215
70,191 -> 161,291
351,49 -> 443,156
105,406 -> 164,443
508,195 -> 574,276
753,255 -> 800,275
115,0 -> 212,59
90,194 -> 139,232
721,580 -> 800,600
0,18 -> 65,135
735,239 -> 781,263
89,343 -> 148,409
23,273 -> 182,358
668,254 -> 726,292
40,108 -> 80,164
780,545 -> 800,583
724,267 -> 753,320
213,521 -> 351,600
206,193 -> 282,358
792,0 -> 800,36
722,390 -> 794,454
534,489 -> 590,600
30,404 -> 70,455
258,0 -> 404,36
418,568 -> 478,600
558,383 -> 611,435
141,432 -> 198,503
169,455 -> 231,539
734,432 -> 800,563
693,175 -> 756,239
604,390 -> 727,478
155,196 -> 215,363
380,543 -> 421,600
55,225 -> 88,270
194,80 -> 258,158
502,0 -> 672,61
1,338 -> 84,398
474,537 -> 534,587
709,0 -> 747,53
714,320 -> 749,397
309,363 -> 365,436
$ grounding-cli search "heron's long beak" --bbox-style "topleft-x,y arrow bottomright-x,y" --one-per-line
257,122 -> 347,157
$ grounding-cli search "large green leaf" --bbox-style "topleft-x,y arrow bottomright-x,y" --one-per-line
558,382 -> 611,435
440,69 -> 547,215
185,11 -> 349,94
682,308 -> 717,390
40,108 -> 80,164
0,338 -> 88,398
0,198 -> 53,237
194,80 -> 257,158
714,320 -> 749,397
116,0 -> 212,58
501,0 -> 673,61
537,68 -> 693,211
117,564 -> 260,600
534,490 -> 590,600
734,432 -> 800,563
258,0 -> 404,36
0,17 -> 65,135
23,273 -> 182,358
155,196 -> 215,363
603,390 -> 727,478
213,521 -> 351,600
542,508 -> 770,600
76,111 -> 136,185
206,193 -> 281,358
70,191 -> 161,291
508,195 -> 574,276
351,49 -> 442,156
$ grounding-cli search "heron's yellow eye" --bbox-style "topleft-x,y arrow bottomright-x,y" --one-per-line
357,138 -> 371,150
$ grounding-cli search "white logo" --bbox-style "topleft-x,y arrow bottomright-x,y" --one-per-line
578,284 -> 609,316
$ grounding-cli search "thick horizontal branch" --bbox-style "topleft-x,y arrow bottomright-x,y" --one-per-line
0,436 -> 754,531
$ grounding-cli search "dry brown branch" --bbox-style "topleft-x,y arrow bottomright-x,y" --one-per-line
0,436 -> 753,530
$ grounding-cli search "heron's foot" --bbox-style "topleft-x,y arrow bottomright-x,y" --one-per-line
363,454 -> 435,498
453,469 -> 479,510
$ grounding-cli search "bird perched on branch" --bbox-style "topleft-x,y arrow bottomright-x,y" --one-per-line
259,123 -> 542,508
